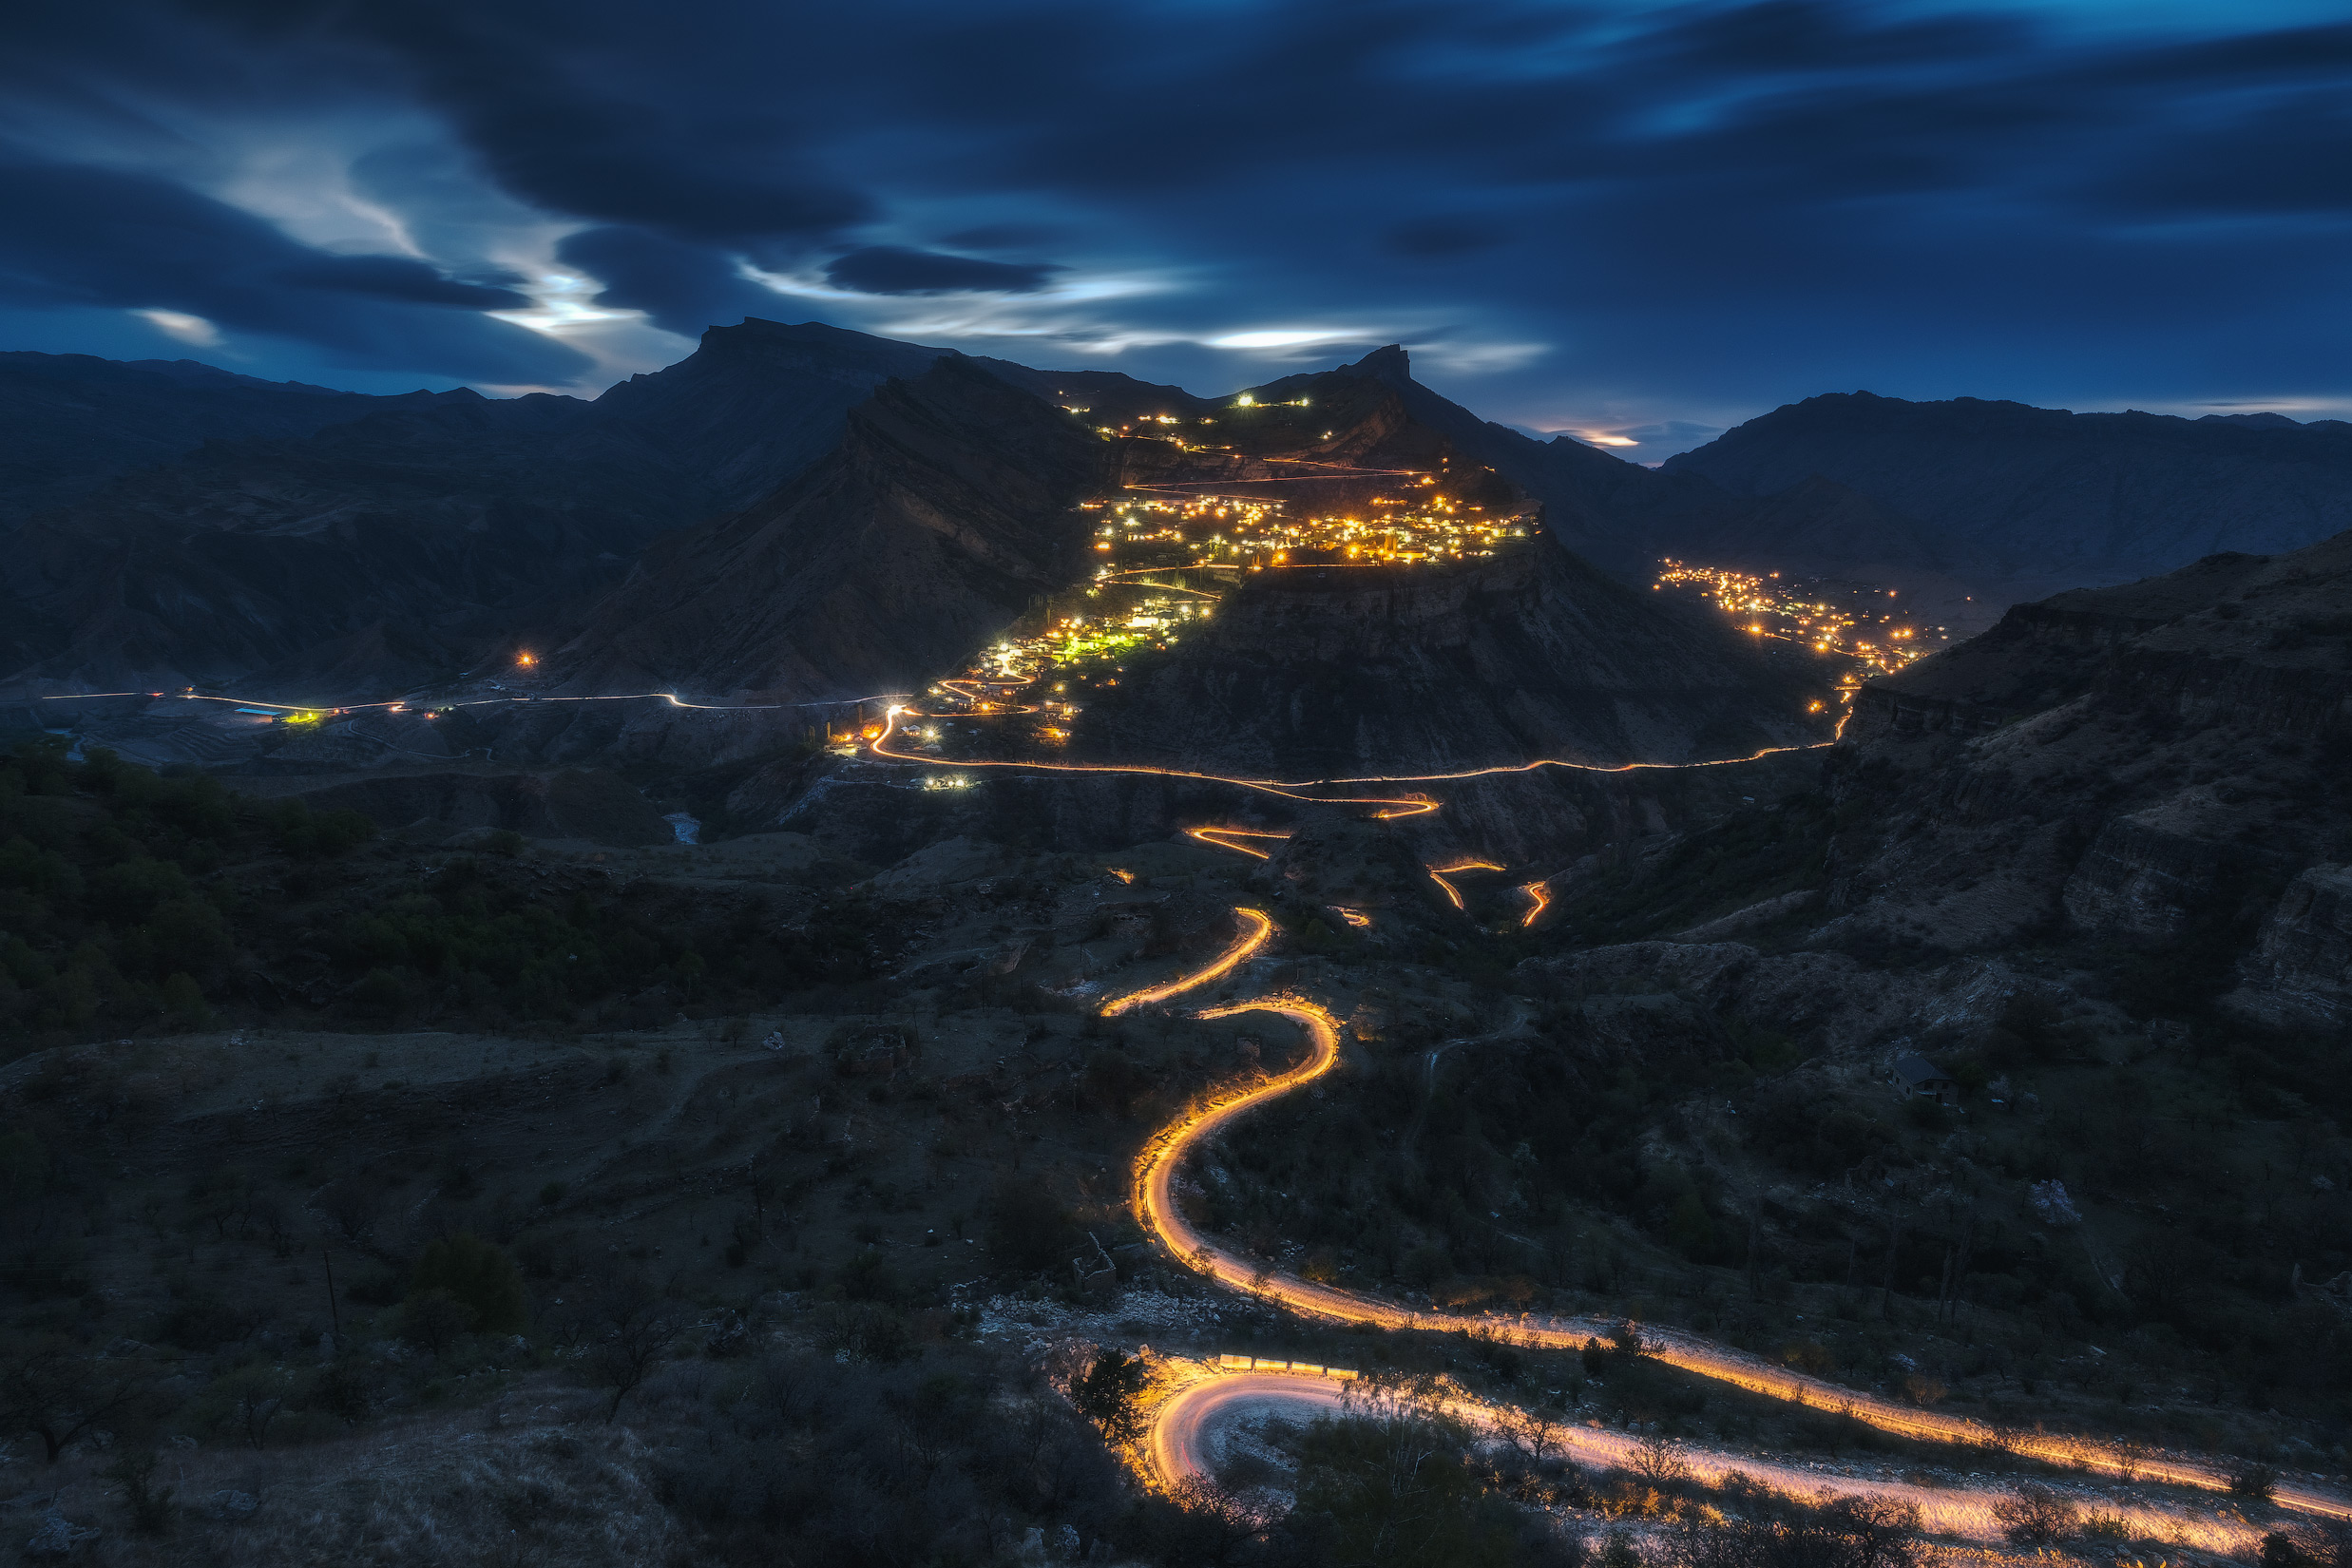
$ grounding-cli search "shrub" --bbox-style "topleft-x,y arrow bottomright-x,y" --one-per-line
160,971 -> 212,1029
103,1449 -> 173,1535
2230,1464 -> 2281,1503
1662,1495 -> 1922,1568
1993,1483 -> 2077,1544
1072,1348 -> 1150,1445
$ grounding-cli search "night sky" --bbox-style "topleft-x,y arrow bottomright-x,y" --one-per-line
6,0 -> 2347,456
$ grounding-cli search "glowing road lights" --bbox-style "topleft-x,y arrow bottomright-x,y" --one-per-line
1186,826 -> 1291,859
516,651 -> 536,666
1100,908 -> 1273,1017
1125,995 -> 2352,1531
1425,858 -> 1503,911
1329,907 -> 1370,928
1518,879 -> 1552,927
1133,996 -> 1346,1318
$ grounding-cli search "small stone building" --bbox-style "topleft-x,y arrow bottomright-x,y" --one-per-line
1889,1051 -> 1958,1105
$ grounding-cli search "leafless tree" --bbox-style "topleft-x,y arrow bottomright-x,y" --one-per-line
0,1335 -> 153,1463
311,1176 -> 383,1250
587,1272 -> 682,1423
1628,1432 -> 1692,1490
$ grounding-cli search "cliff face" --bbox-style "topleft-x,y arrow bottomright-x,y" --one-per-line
588,317 -> 954,516
2224,864 -> 2352,1032
1818,529 -> 2352,1020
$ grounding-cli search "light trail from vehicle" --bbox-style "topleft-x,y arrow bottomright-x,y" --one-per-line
1426,858 -> 1503,910
870,706 -> 1441,819
1186,826 -> 1291,859
39,689 -> 889,716
1518,879 -> 1553,927
1252,740 -> 1830,790
1142,1368 -> 2276,1552
1149,1369 -> 1350,1491
870,697 -> 1826,804
1093,570 -> 1223,599
1100,908 -> 1273,1017
1122,467 -> 1425,492
1129,1004 -> 2352,1525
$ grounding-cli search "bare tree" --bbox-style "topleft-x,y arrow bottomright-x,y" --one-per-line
1500,1404 -> 1563,1463
587,1272 -> 682,1423
0,1335 -> 152,1463
311,1176 -> 383,1251
1628,1432 -> 1692,1490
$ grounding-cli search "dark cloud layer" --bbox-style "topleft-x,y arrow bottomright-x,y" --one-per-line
823,246 -> 1063,296
0,158 -> 586,383
554,225 -> 792,340
2,0 -> 2349,426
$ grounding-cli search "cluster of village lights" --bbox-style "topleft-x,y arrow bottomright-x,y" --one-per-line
1654,560 -> 1947,700
905,486 -> 1537,755
1095,490 -> 1528,571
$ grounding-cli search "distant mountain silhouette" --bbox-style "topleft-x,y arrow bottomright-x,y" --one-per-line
0,352 -> 444,525
0,321 -> 956,695
1323,346 -> 1950,584
1664,391 -> 2352,583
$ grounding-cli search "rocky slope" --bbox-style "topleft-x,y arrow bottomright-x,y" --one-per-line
1825,531 -> 2352,1030
1465,536 -> 2352,1431
1538,528 -> 2352,1034
545,356 -> 1104,704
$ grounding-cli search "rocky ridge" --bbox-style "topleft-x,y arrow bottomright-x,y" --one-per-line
1667,391 -> 2352,589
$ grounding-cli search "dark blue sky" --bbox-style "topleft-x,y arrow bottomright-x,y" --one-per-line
5,0 -> 2347,455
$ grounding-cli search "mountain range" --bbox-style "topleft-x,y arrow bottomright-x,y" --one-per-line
0,321 -> 949,695
7,319 -> 2352,767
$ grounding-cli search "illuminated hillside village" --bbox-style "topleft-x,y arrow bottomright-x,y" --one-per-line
871,479 -> 1925,771
1654,560 -> 1942,706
